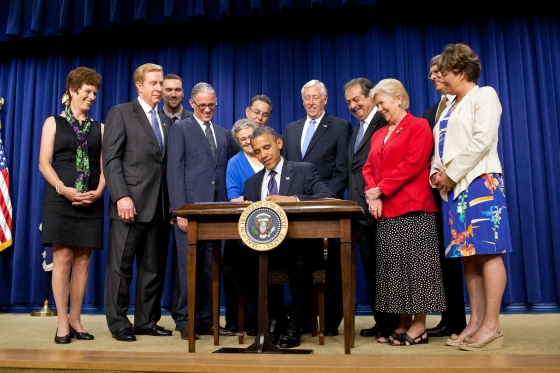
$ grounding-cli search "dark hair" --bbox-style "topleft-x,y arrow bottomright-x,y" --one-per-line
66,67 -> 102,102
164,74 -> 182,82
438,44 -> 481,83
250,126 -> 279,141
343,78 -> 373,97
249,94 -> 273,113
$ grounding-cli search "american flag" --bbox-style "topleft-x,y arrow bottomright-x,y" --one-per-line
0,135 -> 13,252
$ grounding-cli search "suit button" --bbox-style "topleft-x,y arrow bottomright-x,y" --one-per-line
212,181 -> 215,184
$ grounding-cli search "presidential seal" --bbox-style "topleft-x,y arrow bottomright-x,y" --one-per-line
238,201 -> 288,251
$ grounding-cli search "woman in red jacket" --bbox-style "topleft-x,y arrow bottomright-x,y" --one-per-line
363,78 -> 445,346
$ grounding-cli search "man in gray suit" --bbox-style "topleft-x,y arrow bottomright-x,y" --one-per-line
159,74 -> 193,123
103,63 -> 172,341
167,83 -> 235,339
344,78 -> 398,340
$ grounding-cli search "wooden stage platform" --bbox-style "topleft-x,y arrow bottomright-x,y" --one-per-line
1,348 -> 560,373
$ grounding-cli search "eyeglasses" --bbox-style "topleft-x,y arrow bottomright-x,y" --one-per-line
247,106 -> 270,118
237,136 -> 250,143
428,71 -> 440,79
191,99 -> 217,110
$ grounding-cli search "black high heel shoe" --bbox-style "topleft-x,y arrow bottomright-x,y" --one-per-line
54,328 -> 72,344
69,325 -> 94,340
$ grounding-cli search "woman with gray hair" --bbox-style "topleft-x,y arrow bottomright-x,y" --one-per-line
362,78 -> 446,346
226,118 -> 263,202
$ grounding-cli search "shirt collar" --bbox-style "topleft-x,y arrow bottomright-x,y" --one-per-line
265,157 -> 284,177
138,96 -> 158,114
307,110 -> 326,125
162,105 -> 183,119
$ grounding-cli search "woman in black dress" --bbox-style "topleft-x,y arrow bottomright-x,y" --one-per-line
39,67 -> 104,344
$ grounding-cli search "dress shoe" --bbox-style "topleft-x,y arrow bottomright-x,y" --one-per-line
268,318 -> 287,345
427,323 -> 452,337
324,325 -> 339,336
133,325 -> 172,336
360,324 -> 382,337
224,324 -> 238,333
179,325 -> 199,340
199,326 -> 236,336
54,328 -> 71,344
69,325 -> 94,340
112,327 -> 136,342
246,329 -> 258,336
459,328 -> 504,351
279,322 -> 302,348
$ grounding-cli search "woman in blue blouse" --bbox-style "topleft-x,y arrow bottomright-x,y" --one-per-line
226,119 -> 263,201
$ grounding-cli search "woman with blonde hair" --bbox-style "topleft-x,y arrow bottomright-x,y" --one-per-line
363,78 -> 445,346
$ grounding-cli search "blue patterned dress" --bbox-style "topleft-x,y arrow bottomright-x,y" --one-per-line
438,107 -> 512,258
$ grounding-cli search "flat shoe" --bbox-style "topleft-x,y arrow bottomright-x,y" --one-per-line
390,329 -> 428,346
69,325 -> 94,340
54,328 -> 71,344
446,330 -> 476,347
377,331 -> 402,344
460,329 -> 504,351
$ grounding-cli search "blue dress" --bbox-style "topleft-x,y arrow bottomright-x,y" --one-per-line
226,151 -> 262,200
438,107 -> 512,258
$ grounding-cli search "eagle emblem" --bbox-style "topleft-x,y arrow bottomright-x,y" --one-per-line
252,212 -> 276,238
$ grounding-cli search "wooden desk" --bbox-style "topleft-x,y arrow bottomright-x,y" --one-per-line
174,200 -> 362,354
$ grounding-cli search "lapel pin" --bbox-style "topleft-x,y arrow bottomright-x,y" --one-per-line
323,124 -> 327,127
286,177 -> 290,180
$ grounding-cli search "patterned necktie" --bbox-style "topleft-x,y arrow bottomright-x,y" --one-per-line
268,170 -> 278,195
150,109 -> 163,154
301,119 -> 316,157
171,116 -> 178,124
353,120 -> 366,154
203,122 -> 217,162
435,96 -> 448,124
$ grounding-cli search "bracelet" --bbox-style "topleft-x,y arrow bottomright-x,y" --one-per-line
55,180 -> 64,195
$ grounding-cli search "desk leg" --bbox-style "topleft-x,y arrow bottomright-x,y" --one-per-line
212,242 -> 221,346
340,218 -> 354,355
187,222 -> 198,353
351,240 -> 356,348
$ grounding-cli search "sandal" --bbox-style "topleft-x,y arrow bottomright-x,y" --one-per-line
390,329 -> 428,346
377,331 -> 402,344
446,330 -> 476,347
460,328 -> 504,351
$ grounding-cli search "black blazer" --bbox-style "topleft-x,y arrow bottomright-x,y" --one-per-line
282,112 -> 351,199
104,99 -> 171,222
243,160 -> 335,202
158,106 -> 193,122
347,110 -> 388,225
422,101 -> 439,130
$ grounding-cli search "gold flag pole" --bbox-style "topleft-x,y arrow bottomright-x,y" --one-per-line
30,225 -> 57,316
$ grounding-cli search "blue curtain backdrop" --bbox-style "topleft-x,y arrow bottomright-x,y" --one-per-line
0,1 -> 559,312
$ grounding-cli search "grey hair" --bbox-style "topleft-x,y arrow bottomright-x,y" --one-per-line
250,125 -> 280,141
370,78 -> 410,111
301,80 -> 328,99
429,54 -> 441,67
191,82 -> 215,100
231,118 -> 257,139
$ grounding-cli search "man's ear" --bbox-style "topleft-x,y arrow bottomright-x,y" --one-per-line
277,137 -> 283,150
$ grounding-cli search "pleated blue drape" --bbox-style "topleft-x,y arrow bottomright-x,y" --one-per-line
0,3 -> 559,310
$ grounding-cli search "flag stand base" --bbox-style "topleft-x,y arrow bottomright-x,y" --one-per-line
30,299 -> 58,317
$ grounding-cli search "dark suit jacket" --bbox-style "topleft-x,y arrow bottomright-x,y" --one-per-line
243,160 -> 335,202
282,112 -> 351,199
167,116 -> 231,215
104,98 -> 171,222
159,106 -> 193,122
422,101 -> 439,129
347,110 -> 388,225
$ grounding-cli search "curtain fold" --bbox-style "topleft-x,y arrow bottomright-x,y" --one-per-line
0,8 -> 559,310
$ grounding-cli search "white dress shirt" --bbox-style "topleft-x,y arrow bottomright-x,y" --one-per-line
138,96 -> 164,145
300,111 -> 326,150
260,157 -> 285,201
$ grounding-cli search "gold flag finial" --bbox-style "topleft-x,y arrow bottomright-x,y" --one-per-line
61,92 -> 69,108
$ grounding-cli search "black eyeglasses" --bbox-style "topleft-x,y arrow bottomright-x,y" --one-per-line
247,106 -> 270,118
191,99 -> 217,110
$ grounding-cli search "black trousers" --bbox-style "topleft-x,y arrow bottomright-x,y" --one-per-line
223,240 -> 322,326
104,211 -> 169,333
355,221 -> 399,330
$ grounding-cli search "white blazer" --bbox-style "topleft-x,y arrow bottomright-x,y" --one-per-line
430,86 -> 503,201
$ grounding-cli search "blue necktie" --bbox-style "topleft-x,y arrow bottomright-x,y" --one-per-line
301,119 -> 316,157
150,109 -> 163,154
267,170 -> 278,196
353,120 -> 365,154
